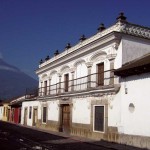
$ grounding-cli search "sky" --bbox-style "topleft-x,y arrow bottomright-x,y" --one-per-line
0,0 -> 150,79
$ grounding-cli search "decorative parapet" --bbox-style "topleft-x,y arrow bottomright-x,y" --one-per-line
38,22 -> 150,69
120,23 -> 150,39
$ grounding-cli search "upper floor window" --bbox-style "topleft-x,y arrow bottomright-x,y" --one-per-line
44,80 -> 47,95
97,63 -> 104,86
64,74 -> 69,92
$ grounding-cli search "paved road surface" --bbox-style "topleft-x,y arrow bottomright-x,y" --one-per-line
0,121 -> 146,150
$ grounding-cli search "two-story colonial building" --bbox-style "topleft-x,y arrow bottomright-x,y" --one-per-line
21,13 -> 150,148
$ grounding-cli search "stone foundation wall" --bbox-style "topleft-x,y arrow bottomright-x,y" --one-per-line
118,134 -> 150,149
70,123 -> 105,140
106,126 -> 150,149
35,119 -> 150,149
71,123 -> 91,138
37,119 -> 59,132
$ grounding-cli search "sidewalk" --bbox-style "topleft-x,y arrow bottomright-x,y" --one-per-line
20,124 -> 147,150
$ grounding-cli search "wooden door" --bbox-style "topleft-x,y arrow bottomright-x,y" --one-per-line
33,108 -> 38,126
97,63 -> 104,86
64,74 -> 69,92
24,108 -> 27,125
62,105 -> 70,134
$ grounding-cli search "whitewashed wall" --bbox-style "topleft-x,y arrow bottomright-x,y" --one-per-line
114,41 -> 122,69
47,100 -> 59,121
0,106 -> 3,120
72,98 -> 91,124
108,91 -> 122,127
113,73 -> 150,136
122,37 -> 150,64
21,101 -> 40,126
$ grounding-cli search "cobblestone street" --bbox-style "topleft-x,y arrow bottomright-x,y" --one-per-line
0,121 -> 147,150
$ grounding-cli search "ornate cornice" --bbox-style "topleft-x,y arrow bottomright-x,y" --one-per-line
36,22 -> 150,75
120,23 -> 150,39
37,84 -> 120,101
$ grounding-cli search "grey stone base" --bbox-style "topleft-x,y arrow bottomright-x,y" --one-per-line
36,120 -> 150,149
107,132 -> 150,149
71,124 -> 91,138
106,126 -> 150,149
70,123 -> 105,140
37,119 -> 59,132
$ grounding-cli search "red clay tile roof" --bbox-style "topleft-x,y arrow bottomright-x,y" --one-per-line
114,53 -> 150,77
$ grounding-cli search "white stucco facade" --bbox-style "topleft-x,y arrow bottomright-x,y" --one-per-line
21,100 -> 40,126
72,98 -> 91,124
116,73 -> 150,136
47,100 -> 59,121
20,14 -> 150,149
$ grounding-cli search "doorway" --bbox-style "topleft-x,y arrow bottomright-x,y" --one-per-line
62,104 -> 70,134
33,108 -> 38,126
24,108 -> 28,125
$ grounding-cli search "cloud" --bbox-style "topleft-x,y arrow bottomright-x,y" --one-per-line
0,65 -> 18,72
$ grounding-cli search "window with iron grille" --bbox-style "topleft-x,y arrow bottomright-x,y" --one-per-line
42,107 -> 47,123
94,106 -> 104,132
29,106 -> 32,119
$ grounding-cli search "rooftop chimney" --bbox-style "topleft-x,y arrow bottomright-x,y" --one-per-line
45,55 -> 50,61
65,43 -> 71,49
116,12 -> 127,22
54,50 -> 59,56
79,34 -> 86,42
39,59 -> 43,64
97,23 -> 106,32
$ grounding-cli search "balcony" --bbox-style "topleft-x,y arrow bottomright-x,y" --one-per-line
25,88 -> 38,99
38,70 -> 120,98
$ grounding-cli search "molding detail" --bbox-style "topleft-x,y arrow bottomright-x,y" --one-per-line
86,62 -> 93,68
37,22 -> 150,75
60,65 -> 70,74
90,51 -> 107,62
121,23 -> 150,39
73,59 -> 86,67
50,70 -> 57,76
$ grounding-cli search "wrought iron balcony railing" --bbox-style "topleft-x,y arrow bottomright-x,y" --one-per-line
38,70 -> 116,97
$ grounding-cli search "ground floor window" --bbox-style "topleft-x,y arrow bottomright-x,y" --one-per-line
93,105 -> 104,132
42,107 -> 47,123
29,106 -> 32,119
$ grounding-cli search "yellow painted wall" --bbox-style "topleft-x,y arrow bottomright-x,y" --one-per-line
2,103 -> 10,121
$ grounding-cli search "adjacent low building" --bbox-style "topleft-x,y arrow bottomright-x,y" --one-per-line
114,54 -> 150,149
9,96 -> 26,124
1,101 -> 11,122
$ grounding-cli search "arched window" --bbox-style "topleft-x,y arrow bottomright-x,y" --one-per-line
74,62 -> 87,90
50,73 -> 58,94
